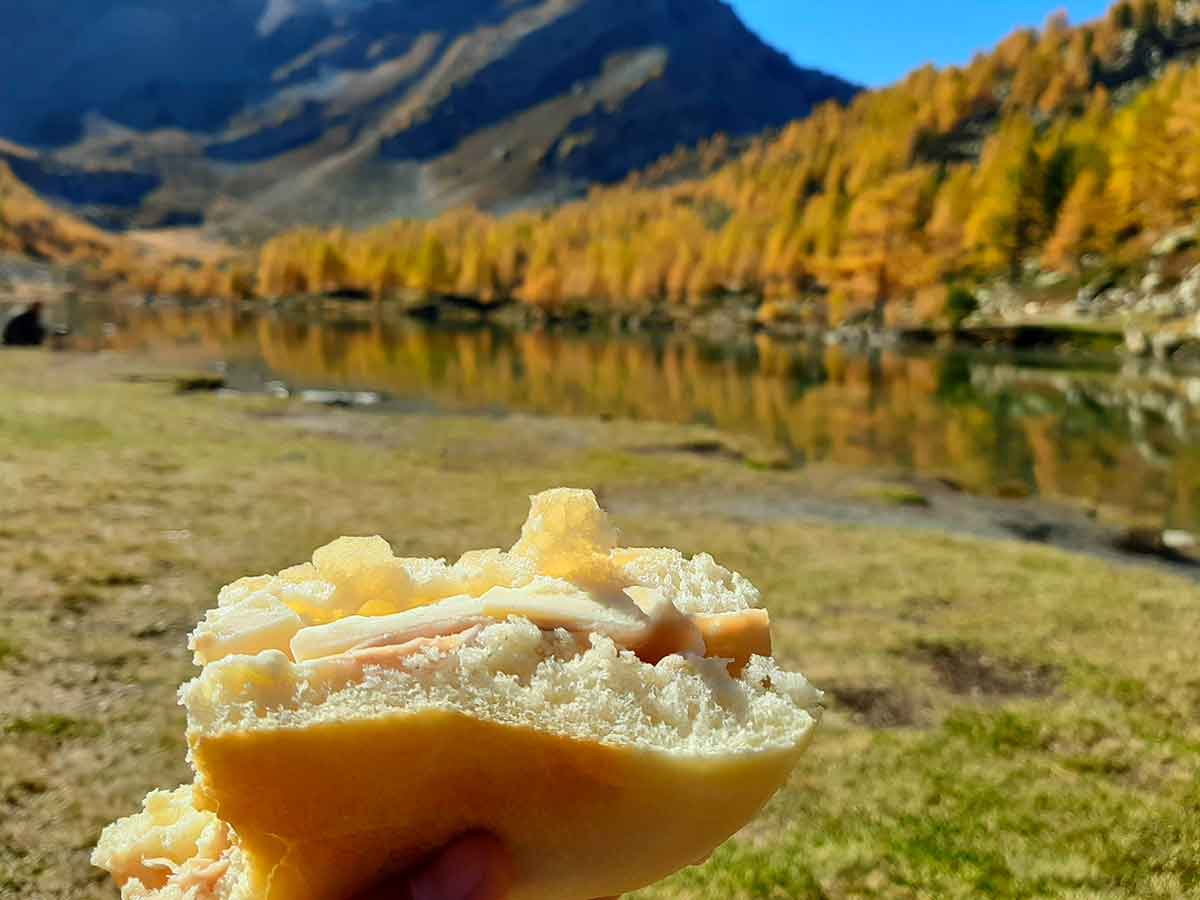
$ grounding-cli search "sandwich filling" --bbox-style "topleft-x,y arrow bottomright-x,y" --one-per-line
179,489 -> 819,754
90,785 -> 245,900
189,489 -> 772,685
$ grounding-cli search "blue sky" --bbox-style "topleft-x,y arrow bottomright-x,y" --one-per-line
730,1 -> 1113,87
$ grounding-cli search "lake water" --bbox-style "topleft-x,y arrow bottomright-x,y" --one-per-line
52,298 -> 1200,533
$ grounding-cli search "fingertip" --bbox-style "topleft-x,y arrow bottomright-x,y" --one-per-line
411,833 -> 513,900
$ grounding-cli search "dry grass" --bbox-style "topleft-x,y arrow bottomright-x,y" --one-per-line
0,163 -> 116,262
0,166 -> 244,298
0,351 -> 1196,899
127,229 -> 236,265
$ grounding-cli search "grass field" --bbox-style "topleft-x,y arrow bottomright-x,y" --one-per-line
0,351 -> 1197,900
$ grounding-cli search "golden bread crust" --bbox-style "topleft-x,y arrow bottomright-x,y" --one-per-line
192,711 -> 811,900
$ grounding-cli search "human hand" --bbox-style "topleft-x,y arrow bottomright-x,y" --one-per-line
354,833 -> 513,900
353,833 -> 621,900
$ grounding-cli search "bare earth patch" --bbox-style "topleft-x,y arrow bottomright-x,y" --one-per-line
911,639 -> 1060,698
823,684 -> 919,729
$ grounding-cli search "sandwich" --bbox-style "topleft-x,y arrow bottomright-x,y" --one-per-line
93,488 -> 822,900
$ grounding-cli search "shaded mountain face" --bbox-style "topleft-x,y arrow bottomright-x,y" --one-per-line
0,0 -> 857,231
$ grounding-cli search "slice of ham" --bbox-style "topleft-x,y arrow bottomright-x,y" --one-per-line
693,610 -> 772,674
624,588 -> 773,671
624,586 -> 706,664
346,629 -> 484,670
167,856 -> 232,897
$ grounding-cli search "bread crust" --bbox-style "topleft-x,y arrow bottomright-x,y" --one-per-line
192,711 -> 813,900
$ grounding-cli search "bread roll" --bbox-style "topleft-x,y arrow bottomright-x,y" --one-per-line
94,489 -> 822,900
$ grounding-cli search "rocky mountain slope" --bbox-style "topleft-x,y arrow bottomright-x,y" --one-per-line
240,0 -> 1200,354
0,0 -> 856,232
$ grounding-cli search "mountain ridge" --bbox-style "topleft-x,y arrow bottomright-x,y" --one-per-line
236,0 -> 1200,345
0,0 -> 857,232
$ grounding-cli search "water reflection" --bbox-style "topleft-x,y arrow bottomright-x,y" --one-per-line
72,299 -> 1200,531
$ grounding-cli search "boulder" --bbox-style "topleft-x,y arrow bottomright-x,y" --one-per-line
1124,329 -> 1150,357
1151,226 -> 1198,257
1140,271 -> 1164,294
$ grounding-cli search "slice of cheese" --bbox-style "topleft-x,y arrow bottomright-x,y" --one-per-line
290,597 -> 492,663
290,581 -> 771,675
291,579 -> 651,663
191,594 -> 305,665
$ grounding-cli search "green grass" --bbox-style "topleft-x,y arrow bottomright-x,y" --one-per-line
0,410 -> 111,448
5,715 -> 100,740
0,351 -> 1196,899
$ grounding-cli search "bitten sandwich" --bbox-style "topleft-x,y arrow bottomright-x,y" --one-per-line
94,489 -> 822,900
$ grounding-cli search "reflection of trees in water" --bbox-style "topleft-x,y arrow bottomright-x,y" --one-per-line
968,362 -> 1200,525
97,302 -> 1200,528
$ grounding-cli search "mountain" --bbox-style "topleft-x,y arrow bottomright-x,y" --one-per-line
246,0 -> 1200,336
0,160 -> 116,261
0,0 -> 857,232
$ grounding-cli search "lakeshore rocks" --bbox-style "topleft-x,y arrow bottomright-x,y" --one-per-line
1125,329 -> 1150,357
300,390 -> 382,408
1164,530 -> 1198,551
1115,527 -> 1199,565
1033,271 -> 1069,290
1151,225 -> 1198,257
2,302 -> 47,346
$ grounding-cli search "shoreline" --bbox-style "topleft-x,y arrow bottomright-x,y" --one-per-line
25,341 -> 1200,577
221,293 -> 1200,373
5,251 -> 1200,369
233,382 -> 1200,580
7,288 -> 1200,559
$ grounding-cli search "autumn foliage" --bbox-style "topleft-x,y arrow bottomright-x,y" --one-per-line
0,162 -> 116,262
11,1 -> 1200,327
